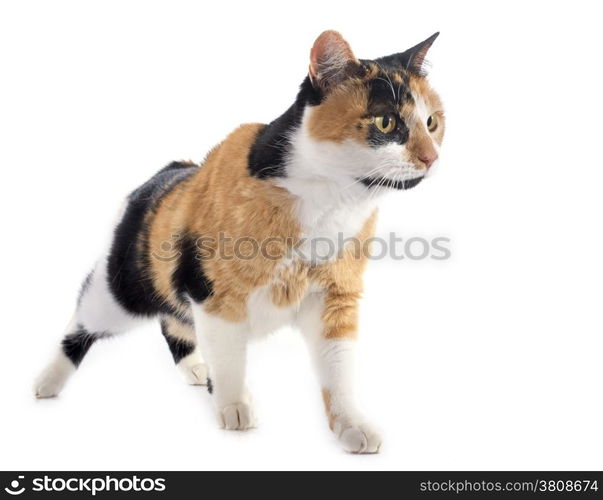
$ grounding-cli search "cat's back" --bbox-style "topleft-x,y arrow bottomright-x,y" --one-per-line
175,122 -> 296,223
201,122 -> 266,183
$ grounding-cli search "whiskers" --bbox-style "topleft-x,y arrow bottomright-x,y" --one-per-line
343,162 -> 425,201
341,164 -> 389,191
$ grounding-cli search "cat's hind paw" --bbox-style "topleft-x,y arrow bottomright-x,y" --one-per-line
33,353 -> 75,399
180,362 -> 208,386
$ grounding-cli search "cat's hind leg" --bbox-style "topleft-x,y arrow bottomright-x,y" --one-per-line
34,258 -> 145,398
160,315 -> 207,386
34,314 -> 79,398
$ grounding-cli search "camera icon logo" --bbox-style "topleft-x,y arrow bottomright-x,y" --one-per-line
4,476 -> 25,495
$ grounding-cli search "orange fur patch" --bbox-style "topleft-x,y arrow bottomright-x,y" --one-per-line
306,80 -> 369,143
408,75 -> 446,147
147,124 -> 303,322
161,315 -> 196,343
322,388 -> 335,430
308,212 -> 377,339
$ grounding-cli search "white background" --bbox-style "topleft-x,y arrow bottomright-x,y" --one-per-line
1,0 -> 602,471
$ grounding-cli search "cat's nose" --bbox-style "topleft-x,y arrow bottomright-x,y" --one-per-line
419,152 -> 438,168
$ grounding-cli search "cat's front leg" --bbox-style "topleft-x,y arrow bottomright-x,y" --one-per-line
297,292 -> 382,453
191,307 -> 256,430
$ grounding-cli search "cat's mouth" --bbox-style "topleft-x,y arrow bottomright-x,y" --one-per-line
359,175 -> 424,190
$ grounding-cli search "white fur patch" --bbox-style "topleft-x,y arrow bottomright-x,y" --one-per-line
76,199 -> 148,335
77,255 -> 143,334
246,285 -> 298,337
190,305 -> 255,423
177,350 -> 208,385
411,91 -> 442,170
296,292 -> 382,453
277,108 -> 383,263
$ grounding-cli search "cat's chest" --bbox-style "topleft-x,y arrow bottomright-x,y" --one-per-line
238,197 -> 376,336
244,258 -> 320,337
293,198 -> 378,264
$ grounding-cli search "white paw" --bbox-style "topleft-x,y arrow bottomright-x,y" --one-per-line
335,421 -> 382,454
218,402 -> 257,431
34,378 -> 62,398
33,353 -> 75,399
180,362 -> 208,386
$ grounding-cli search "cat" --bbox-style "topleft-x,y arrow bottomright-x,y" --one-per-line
34,30 -> 445,453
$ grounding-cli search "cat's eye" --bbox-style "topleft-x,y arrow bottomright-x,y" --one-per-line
427,114 -> 438,132
374,115 -> 397,134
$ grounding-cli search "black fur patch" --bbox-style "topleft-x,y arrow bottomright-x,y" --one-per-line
365,76 -> 411,147
374,52 -> 416,73
373,32 -> 439,76
206,376 -> 213,394
61,326 -> 100,367
248,77 -> 320,179
107,161 -> 198,317
360,176 -> 423,190
171,233 -> 213,304
160,320 -> 195,364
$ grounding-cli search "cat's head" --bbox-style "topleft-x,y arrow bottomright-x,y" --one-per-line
283,30 -> 444,195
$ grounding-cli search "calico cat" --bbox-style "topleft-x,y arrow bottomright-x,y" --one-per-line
34,30 -> 445,453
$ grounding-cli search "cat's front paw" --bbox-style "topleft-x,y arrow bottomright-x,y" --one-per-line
218,402 -> 257,431
333,419 -> 382,454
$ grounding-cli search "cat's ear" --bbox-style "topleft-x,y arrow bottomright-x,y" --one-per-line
380,32 -> 440,75
404,32 -> 439,74
309,30 -> 360,91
